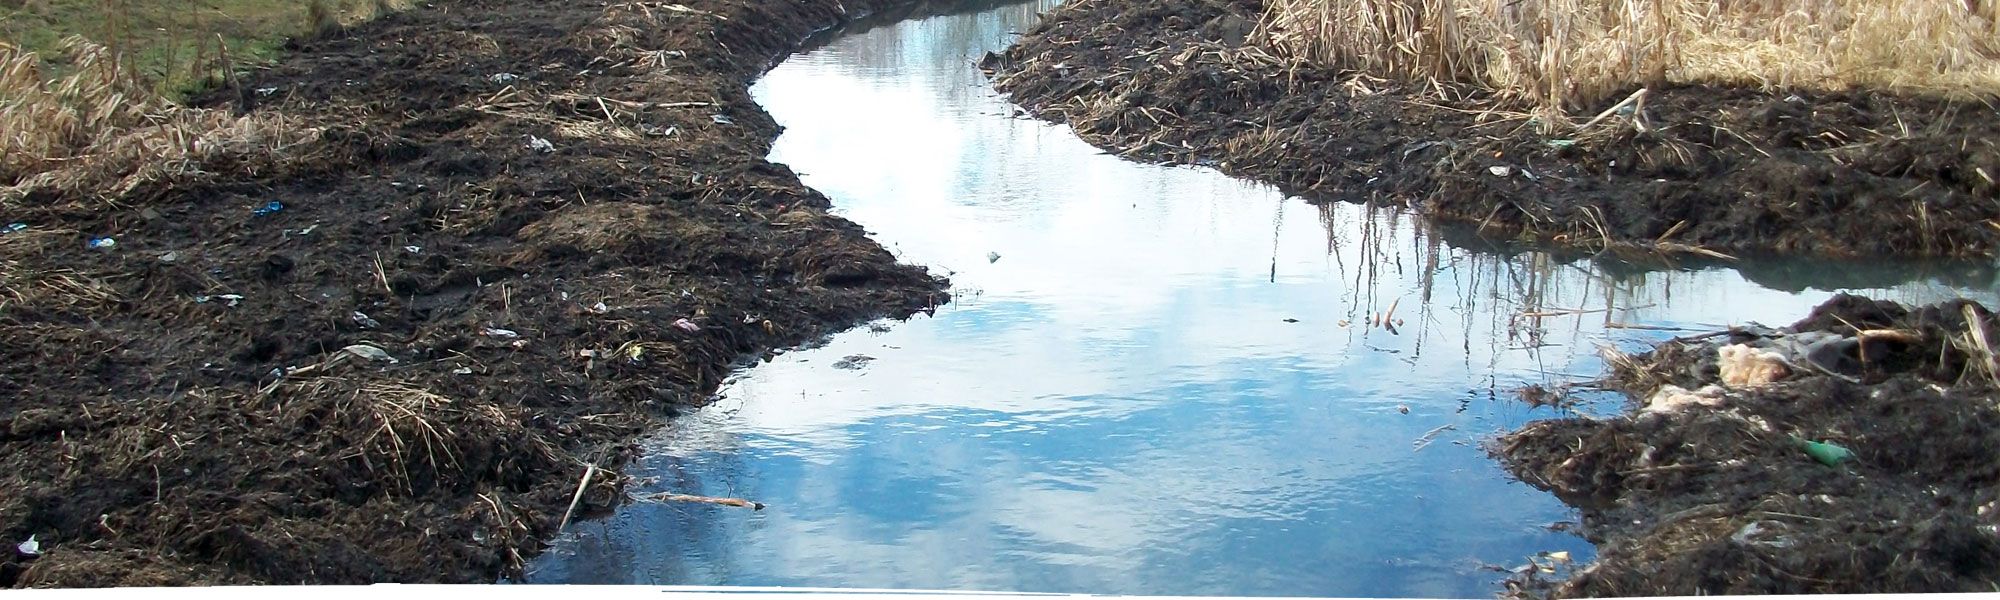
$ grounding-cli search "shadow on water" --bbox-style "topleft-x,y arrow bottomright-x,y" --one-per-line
524,0 -> 2000,596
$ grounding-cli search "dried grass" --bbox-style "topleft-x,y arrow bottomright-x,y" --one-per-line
1254,0 -> 2000,124
278,377 -> 547,496
0,37 -> 320,204
0,226 -> 121,314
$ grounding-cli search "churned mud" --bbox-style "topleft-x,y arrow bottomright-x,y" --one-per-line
1494,295 -> 2000,596
1,0 -> 950,586
981,0 -> 2000,258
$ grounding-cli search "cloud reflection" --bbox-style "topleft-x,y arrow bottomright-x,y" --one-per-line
527,1 -> 1998,597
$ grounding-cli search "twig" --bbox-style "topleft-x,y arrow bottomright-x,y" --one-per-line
557,463 -> 598,532
373,252 -> 391,294
1579,88 -> 1648,131
1963,305 -> 1998,386
1413,423 -> 1456,452
1607,322 -> 1705,331
1619,462 -> 1714,476
1519,307 -> 1615,319
652,493 -> 765,510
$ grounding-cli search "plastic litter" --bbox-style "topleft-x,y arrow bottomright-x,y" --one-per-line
340,344 -> 397,364
252,201 -> 285,217
672,318 -> 702,332
1793,437 -> 1854,467
3,223 -> 25,234
586,301 -> 610,315
404,245 -> 422,254
490,72 -> 521,83
1644,384 -> 1727,413
17,535 -> 38,557
526,136 -> 556,153
482,327 -> 520,339
987,251 -> 1002,263
1718,344 -> 1789,387
710,114 -> 735,125
87,237 -> 116,250
352,311 -> 381,329
1730,521 -> 1794,548
158,251 -> 181,263
1488,166 -> 1512,177
194,294 -> 244,307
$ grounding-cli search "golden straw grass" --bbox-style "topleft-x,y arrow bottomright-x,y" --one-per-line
0,37 -> 319,204
1254,0 -> 2000,125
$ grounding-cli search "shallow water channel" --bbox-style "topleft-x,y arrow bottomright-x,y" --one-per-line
526,1 -> 2000,595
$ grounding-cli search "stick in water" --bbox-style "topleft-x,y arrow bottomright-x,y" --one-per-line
653,493 -> 766,510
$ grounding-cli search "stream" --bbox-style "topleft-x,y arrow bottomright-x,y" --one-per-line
523,1 -> 2000,596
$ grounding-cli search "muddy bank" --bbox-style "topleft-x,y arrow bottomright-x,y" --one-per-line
981,0 -> 2000,258
0,0 -> 950,587
1494,294 -> 2000,595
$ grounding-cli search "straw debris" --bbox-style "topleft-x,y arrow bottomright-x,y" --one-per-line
0,38 -> 320,204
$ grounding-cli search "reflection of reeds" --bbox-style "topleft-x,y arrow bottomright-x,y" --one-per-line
1254,0 -> 2000,122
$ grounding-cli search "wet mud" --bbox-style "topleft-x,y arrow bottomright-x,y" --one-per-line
981,0 -> 2000,258
1,0 -> 951,586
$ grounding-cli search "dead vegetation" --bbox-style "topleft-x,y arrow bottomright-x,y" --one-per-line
0,37 -> 319,203
1253,0 -> 2000,123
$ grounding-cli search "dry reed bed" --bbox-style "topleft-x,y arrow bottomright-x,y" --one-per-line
1253,0 -> 2000,123
0,37 -> 319,204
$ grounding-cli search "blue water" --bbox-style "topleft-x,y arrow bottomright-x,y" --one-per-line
524,1 -> 1998,596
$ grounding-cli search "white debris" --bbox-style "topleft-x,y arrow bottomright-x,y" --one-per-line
1488,166 -> 1512,177
1644,384 -> 1727,414
672,318 -> 702,332
526,136 -> 556,153
195,294 -> 244,307
17,535 -> 39,556
482,327 -> 520,339
1718,343 -> 1790,388
340,344 -> 398,364
987,251 -> 1002,264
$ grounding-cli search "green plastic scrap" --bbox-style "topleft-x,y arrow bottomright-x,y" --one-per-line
1791,436 -> 1855,467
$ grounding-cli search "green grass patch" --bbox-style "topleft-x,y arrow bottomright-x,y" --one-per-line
0,0 -> 407,101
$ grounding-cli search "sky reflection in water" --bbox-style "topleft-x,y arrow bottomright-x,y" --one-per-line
525,2 -> 1999,596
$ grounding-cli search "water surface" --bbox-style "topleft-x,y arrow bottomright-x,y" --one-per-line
525,2 -> 1998,596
